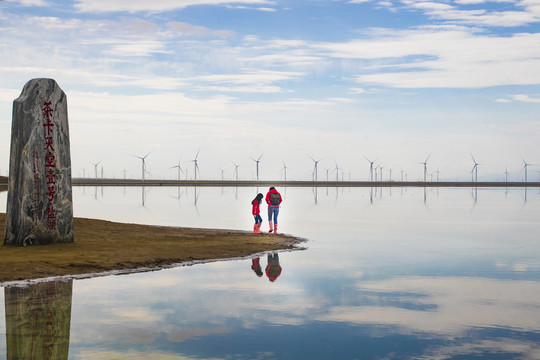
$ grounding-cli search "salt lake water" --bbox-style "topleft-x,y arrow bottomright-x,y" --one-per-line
1,185 -> 540,359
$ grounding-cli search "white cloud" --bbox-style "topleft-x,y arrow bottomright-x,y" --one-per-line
510,94 -> 540,102
103,40 -> 171,57
167,22 -> 235,38
73,0 -> 275,13
5,0 -> 48,5
401,0 -> 540,27
315,29 -> 540,88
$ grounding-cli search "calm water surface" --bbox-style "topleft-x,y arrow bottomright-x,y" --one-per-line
1,186 -> 540,359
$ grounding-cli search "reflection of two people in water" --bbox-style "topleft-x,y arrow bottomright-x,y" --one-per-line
251,252 -> 282,282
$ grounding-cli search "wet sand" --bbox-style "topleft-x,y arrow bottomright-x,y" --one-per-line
0,213 -> 305,284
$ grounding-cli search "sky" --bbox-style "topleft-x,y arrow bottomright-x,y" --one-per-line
1,0 -> 539,182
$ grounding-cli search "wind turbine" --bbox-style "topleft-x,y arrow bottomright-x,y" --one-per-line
332,162 -> 340,181
418,154 -> 431,182
521,158 -> 537,182
233,162 -> 241,181
281,161 -> 288,181
505,166 -> 510,182
90,161 -> 101,179
170,158 -> 183,180
190,149 -> 200,181
434,169 -> 440,182
251,153 -> 263,181
132,152 -> 151,181
308,155 -> 321,181
470,154 -> 480,182
363,156 -> 377,181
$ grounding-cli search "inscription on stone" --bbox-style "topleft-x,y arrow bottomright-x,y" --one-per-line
4,78 -> 74,246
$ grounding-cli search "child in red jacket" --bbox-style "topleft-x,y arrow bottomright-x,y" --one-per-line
251,193 -> 264,233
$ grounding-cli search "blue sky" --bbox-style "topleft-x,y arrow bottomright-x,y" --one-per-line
1,0 -> 539,181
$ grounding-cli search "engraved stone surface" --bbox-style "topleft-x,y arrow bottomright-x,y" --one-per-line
4,78 -> 74,246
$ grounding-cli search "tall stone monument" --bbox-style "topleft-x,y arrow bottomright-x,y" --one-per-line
4,78 -> 74,246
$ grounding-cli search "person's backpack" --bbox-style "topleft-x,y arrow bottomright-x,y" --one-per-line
270,192 -> 280,205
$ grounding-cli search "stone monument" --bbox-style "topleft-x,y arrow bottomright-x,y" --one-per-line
4,78 -> 74,246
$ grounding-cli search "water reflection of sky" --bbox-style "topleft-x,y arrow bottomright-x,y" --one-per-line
1,186 -> 540,359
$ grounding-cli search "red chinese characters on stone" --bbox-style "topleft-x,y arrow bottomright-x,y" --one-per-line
44,136 -> 55,151
32,150 -> 41,220
42,101 -> 57,230
42,101 -> 55,136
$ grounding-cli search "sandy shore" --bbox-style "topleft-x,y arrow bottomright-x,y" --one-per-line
0,213 -> 305,284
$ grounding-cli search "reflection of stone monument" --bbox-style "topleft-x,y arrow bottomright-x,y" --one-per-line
4,280 -> 73,360
4,78 -> 73,246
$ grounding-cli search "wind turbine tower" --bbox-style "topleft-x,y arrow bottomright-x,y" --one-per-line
332,162 -> 340,181
90,161 -> 101,179
308,155 -> 321,181
251,154 -> 263,181
281,162 -> 288,181
471,154 -> 480,182
419,154 -> 431,182
233,162 -> 241,181
132,152 -> 151,181
363,156 -> 376,181
190,149 -> 200,181
170,158 -> 183,180
521,158 -> 537,182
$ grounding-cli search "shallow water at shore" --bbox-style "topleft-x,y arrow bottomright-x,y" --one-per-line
1,186 -> 540,359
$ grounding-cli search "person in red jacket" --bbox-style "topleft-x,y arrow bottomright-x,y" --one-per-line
265,187 -> 282,234
251,193 -> 263,233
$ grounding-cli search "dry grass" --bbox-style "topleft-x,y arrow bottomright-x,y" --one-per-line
0,213 -> 305,283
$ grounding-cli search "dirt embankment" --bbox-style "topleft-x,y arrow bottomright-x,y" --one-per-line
0,213 -> 305,284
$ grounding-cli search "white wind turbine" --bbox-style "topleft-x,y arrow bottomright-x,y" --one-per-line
233,162 -> 241,181
132,152 -> 151,181
170,158 -> 183,180
90,161 -> 101,179
521,158 -> 537,182
308,155 -> 321,181
251,153 -> 263,181
190,149 -> 200,181
281,161 -> 288,181
418,154 -> 431,182
363,156 -> 377,181
332,162 -> 340,181
470,154 -> 481,182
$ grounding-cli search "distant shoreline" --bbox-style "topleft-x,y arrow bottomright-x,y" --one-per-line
71,178 -> 540,188
2,176 -> 538,189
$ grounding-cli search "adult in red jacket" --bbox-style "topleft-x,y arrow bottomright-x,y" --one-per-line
265,187 -> 282,233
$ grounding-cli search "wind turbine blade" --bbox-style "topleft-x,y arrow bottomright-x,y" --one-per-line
195,148 -> 200,160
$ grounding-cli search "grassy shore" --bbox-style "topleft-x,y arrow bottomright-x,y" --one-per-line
0,213 -> 305,284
